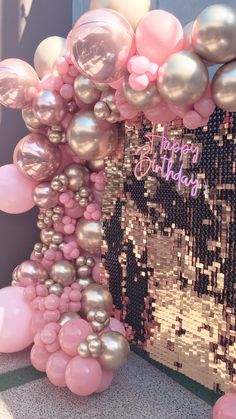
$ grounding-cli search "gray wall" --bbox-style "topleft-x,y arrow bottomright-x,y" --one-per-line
0,0 -> 72,287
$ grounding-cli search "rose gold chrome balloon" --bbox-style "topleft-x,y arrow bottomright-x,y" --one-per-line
75,218 -> 102,256
192,4 -> 236,64
64,163 -> 90,192
87,159 -> 105,172
74,75 -> 101,104
33,183 -> 59,209
157,51 -> 208,106
212,61 -> 236,112
0,58 -> 39,109
15,260 -> 48,287
22,107 -> 46,130
71,9 -> 135,83
123,76 -> 161,110
50,260 -> 76,287
98,331 -> 130,369
81,284 -> 113,317
33,90 -> 66,125
13,133 -> 61,182
67,111 -> 118,160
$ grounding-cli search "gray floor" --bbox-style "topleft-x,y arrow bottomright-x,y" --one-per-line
0,351 -> 211,419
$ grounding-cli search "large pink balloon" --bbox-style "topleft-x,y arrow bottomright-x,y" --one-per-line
0,164 -> 35,214
135,10 -> 183,64
213,393 -> 236,419
96,369 -> 113,393
59,318 -> 92,356
0,58 -> 39,109
65,356 -> 102,396
46,350 -> 71,387
30,344 -> 50,372
144,101 -> 176,124
0,286 -> 33,352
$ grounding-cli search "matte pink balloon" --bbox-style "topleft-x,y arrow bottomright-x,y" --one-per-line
96,369 -> 113,393
65,356 -> 102,396
183,110 -> 202,129
59,318 -> 92,356
194,97 -> 216,118
168,103 -> 192,118
144,101 -> 176,124
46,350 -> 71,387
0,58 -> 39,109
0,286 -> 33,352
135,10 -> 183,64
65,202 -> 84,219
213,393 -> 236,419
31,311 -> 47,334
109,318 -> 126,337
30,344 -> 50,372
0,164 -> 35,214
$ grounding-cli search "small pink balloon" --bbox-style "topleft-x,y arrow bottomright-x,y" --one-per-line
0,164 -> 35,214
59,318 -> 92,356
183,110 -> 202,129
65,202 -> 84,219
168,103 -> 192,118
213,393 -> 236,419
0,58 -> 39,109
0,286 -> 34,352
109,77 -> 124,90
46,350 -> 71,387
109,318 -> 126,337
144,101 -> 176,124
135,10 -> 183,65
194,97 -> 216,118
30,344 -> 50,372
31,311 -> 47,334
182,21 -> 194,50
65,356 -> 102,396
96,369 -> 113,393
128,56 -> 150,74
92,262 -> 101,283
129,73 -> 149,91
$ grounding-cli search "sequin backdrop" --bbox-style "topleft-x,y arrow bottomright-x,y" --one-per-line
101,109 -> 236,393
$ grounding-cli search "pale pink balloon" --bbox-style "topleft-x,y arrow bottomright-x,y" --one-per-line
0,164 -> 35,214
92,262 -> 101,283
65,356 -> 102,396
0,286 -> 34,353
109,318 -> 126,337
194,97 -> 216,118
168,103 -> 192,118
135,10 -> 184,64
213,393 -> 236,419
144,101 -> 176,124
182,21 -> 194,50
59,318 -> 92,356
30,344 -> 50,372
109,77 -> 124,90
46,350 -> 71,387
0,58 -> 39,109
183,110 -> 202,129
65,203 -> 84,219
96,369 -> 113,393
31,311 -> 47,334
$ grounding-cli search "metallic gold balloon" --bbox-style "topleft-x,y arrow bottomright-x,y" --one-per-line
58,312 -> 80,327
22,107 -> 46,130
123,77 -> 161,110
88,338 -> 102,357
77,342 -> 90,358
212,61 -> 236,112
192,4 -> 236,64
64,163 -> 90,191
77,277 -> 94,289
50,260 -> 76,287
87,159 -> 105,172
13,133 -> 61,182
94,101 -> 110,120
157,51 -> 208,106
49,283 -> 63,296
33,183 -> 59,209
67,111 -> 118,160
33,90 -> 66,125
74,75 -> 101,104
40,228 -> 54,245
34,36 -> 67,79
15,260 -> 48,286
75,218 -> 102,255
98,331 -> 130,369
92,81 -> 110,91
81,283 -> 113,318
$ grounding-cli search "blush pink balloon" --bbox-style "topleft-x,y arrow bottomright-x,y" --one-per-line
65,203 -> 84,219
31,311 -> 47,334
0,58 -> 39,109
65,356 -> 102,396
59,318 -> 92,356
194,97 -> 216,118
96,369 -> 113,393
46,350 -> 71,387
109,318 -> 126,337
0,286 -> 34,352
168,103 -> 192,118
144,101 -> 176,124
30,344 -> 50,372
92,262 -> 101,283
182,21 -> 194,50
135,10 -> 184,65
183,110 -> 202,129
213,393 -> 236,419
0,164 -> 35,214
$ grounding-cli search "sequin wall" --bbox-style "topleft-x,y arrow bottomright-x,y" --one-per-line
101,109 -> 236,393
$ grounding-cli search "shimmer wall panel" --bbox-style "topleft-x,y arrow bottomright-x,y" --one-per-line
101,109 -> 236,393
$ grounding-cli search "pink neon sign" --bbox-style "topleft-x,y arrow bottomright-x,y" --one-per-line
134,134 -> 201,197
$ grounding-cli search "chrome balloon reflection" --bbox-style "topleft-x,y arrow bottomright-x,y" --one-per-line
33,90 -> 67,125
75,218 -> 102,256
212,61 -> 236,112
74,75 -> 101,104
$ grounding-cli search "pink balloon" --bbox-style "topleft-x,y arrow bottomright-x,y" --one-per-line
31,311 -> 47,334
92,261 -> 101,283
109,318 -> 126,337
65,356 -> 102,396
135,10 -> 183,65
59,318 -> 92,356
0,286 -> 34,352
194,97 -> 216,118
183,110 -> 202,129
213,393 -> 236,419
0,58 -> 39,109
144,101 -> 176,124
182,21 -> 194,50
30,344 -> 50,372
168,103 -> 192,118
96,369 -> 113,393
0,164 -> 35,214
46,350 -> 71,387
65,202 -> 84,219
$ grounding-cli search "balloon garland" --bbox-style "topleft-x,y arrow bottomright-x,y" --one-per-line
0,2 -> 235,408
